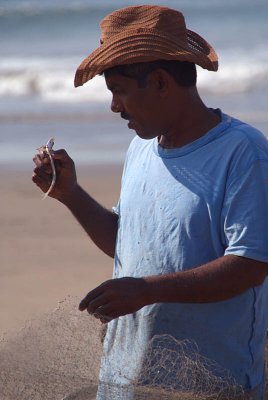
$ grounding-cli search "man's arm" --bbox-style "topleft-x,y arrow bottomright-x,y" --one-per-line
32,149 -> 118,258
79,255 -> 268,321
61,184 -> 118,257
145,255 -> 267,303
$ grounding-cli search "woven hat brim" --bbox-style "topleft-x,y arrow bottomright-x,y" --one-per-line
74,29 -> 218,87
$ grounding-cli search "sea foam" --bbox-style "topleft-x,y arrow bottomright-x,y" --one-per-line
1,55 -> 268,106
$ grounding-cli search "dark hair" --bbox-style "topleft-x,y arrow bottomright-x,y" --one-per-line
103,60 -> 197,88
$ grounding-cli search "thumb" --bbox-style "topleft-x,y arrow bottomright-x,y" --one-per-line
53,149 -> 75,169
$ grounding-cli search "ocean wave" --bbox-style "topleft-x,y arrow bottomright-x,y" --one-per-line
1,56 -> 268,103
198,61 -> 268,94
0,57 -> 110,103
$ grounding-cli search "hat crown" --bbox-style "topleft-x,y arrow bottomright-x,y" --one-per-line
100,5 -> 187,44
74,5 -> 218,87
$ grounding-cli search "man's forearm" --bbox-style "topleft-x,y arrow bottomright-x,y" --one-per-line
144,255 -> 268,304
61,184 -> 118,258
78,255 -> 268,321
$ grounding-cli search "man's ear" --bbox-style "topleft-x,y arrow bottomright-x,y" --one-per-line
148,69 -> 170,96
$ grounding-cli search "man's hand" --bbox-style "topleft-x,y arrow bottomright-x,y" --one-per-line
33,147 -> 118,257
79,256 -> 268,321
79,277 -> 148,323
32,149 -> 78,202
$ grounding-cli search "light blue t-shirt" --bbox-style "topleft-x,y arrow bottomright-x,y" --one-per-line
97,111 -> 268,399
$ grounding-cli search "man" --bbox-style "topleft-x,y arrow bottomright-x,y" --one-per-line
32,5 -> 268,399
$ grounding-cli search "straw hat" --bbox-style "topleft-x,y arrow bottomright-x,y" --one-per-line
74,5 -> 218,87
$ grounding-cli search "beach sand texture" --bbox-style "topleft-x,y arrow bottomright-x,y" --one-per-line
0,165 -> 117,399
0,166 -> 121,333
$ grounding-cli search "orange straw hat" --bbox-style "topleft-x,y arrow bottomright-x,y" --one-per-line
74,5 -> 218,88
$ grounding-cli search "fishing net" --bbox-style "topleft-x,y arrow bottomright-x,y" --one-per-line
0,297 -> 101,400
0,296 -> 264,400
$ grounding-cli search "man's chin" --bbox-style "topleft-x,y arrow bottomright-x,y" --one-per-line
127,121 -> 156,140
128,120 -> 135,129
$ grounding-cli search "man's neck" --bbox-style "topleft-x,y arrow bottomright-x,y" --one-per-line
158,93 -> 221,149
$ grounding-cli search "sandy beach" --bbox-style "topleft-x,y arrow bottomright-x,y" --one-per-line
0,164 -> 122,335
0,163 -> 124,399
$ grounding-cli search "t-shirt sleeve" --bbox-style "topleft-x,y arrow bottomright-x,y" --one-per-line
222,159 -> 268,262
112,201 -> 120,215
111,137 -> 140,217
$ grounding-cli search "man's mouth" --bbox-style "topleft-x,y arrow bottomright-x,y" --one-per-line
121,112 -> 130,121
120,112 -> 136,129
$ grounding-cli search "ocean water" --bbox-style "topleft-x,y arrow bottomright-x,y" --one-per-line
0,0 -> 268,166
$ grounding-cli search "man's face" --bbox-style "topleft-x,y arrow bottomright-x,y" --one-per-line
105,72 -> 166,140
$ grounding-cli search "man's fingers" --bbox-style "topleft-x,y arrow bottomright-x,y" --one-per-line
52,149 -> 68,159
79,285 -> 105,311
33,153 -> 53,175
32,173 -> 51,191
32,168 -> 53,185
53,149 -> 74,169
32,174 -> 43,187
33,163 -> 53,176
32,170 -> 49,184
33,153 -> 51,167
93,305 -> 114,322
85,295 -> 108,314
33,154 -> 41,166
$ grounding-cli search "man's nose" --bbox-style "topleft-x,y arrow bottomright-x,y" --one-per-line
111,97 -> 122,113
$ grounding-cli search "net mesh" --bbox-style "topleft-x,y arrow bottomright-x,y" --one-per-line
0,297 -> 265,400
